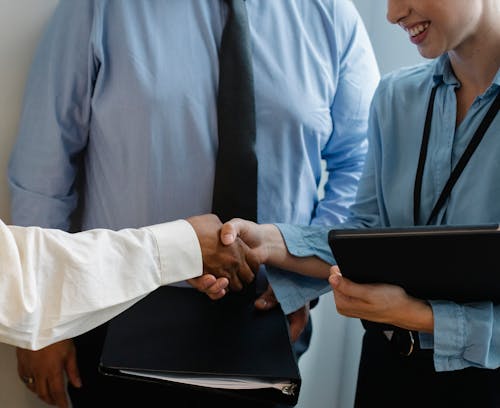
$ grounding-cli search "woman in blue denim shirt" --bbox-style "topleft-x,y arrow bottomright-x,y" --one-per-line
222,0 -> 500,406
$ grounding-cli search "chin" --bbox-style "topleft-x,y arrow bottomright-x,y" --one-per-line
417,46 -> 443,60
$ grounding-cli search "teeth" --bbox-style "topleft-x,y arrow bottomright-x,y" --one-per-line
409,23 -> 429,37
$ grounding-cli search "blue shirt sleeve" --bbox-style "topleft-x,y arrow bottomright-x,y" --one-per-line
8,0 -> 98,229
266,0 -> 380,313
268,224 -> 334,314
418,301 -> 500,371
314,0 -> 380,226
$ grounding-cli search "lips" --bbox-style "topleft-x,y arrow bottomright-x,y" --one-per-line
405,22 -> 430,45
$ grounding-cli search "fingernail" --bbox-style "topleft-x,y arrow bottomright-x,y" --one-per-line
329,273 -> 341,286
221,233 -> 234,244
256,298 -> 267,307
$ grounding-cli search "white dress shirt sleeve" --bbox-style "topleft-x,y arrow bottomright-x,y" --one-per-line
0,219 -> 202,350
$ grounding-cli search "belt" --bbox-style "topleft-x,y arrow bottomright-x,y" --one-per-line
383,328 -> 418,356
362,320 -> 418,357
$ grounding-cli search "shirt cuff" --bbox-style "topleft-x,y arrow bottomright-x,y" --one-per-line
145,220 -> 203,285
275,223 -> 336,265
430,300 -> 467,371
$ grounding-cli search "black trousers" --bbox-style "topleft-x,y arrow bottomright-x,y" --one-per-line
68,318 -> 312,408
355,329 -> 500,408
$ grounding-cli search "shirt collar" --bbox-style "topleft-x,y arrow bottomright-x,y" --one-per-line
432,53 -> 500,92
492,69 -> 500,88
431,54 -> 458,87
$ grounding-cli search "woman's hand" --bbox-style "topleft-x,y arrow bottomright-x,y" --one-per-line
328,266 -> 434,333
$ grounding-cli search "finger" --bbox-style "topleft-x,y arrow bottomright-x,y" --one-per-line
289,325 -> 302,342
288,315 -> 307,342
330,265 -> 341,275
239,240 -> 259,282
207,288 -> 227,300
328,269 -> 342,290
17,352 -> 35,391
65,351 -> 82,389
220,218 -> 246,245
228,273 -> 243,292
238,243 -> 259,285
47,371 -> 69,408
188,276 -> 229,299
245,248 -> 261,274
188,274 -> 217,292
205,277 -> 229,296
36,378 -> 55,406
238,262 -> 255,285
288,317 -> 301,342
222,259 -> 244,292
254,285 -> 278,310
19,374 -> 36,392
329,271 -> 355,305
329,271 -> 371,301
329,274 -> 368,318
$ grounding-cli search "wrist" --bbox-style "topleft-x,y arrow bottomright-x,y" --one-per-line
260,224 -> 285,265
396,297 -> 434,333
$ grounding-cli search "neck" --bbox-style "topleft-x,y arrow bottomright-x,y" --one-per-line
448,5 -> 500,94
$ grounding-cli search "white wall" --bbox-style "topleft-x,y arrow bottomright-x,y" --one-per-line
0,1 -> 424,407
352,0 -> 425,75
0,3 -> 59,407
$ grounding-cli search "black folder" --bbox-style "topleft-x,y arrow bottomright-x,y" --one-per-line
328,224 -> 500,303
99,285 -> 301,406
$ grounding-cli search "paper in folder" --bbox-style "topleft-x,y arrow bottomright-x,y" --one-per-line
328,224 -> 500,303
99,285 -> 301,406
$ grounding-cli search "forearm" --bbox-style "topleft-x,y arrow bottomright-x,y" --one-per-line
0,219 -> 201,350
261,224 -> 331,279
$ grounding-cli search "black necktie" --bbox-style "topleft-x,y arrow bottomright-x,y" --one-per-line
212,0 -> 258,223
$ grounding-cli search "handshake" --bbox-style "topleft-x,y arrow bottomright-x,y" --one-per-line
186,214 -> 271,300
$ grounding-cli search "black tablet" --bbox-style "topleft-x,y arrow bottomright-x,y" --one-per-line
328,224 -> 500,303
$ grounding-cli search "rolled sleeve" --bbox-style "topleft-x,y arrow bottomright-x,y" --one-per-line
430,300 -> 499,371
264,224 -> 334,314
275,223 -> 336,265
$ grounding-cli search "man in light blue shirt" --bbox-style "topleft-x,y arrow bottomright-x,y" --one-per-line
8,1 -> 379,407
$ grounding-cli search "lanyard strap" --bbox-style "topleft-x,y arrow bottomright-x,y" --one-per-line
413,86 -> 500,225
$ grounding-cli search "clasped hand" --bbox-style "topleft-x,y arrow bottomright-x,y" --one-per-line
186,214 -> 260,299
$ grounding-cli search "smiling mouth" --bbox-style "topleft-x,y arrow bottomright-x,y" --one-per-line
408,22 -> 430,37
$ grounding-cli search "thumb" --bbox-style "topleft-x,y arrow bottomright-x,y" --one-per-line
328,267 -> 343,290
220,218 -> 245,245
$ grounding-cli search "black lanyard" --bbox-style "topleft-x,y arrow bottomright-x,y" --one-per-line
413,86 -> 500,225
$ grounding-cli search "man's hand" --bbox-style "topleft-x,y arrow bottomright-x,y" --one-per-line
221,219 -> 312,341
187,214 -> 258,292
222,218 -> 331,279
255,284 -> 310,342
187,274 -> 229,300
16,339 -> 81,408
